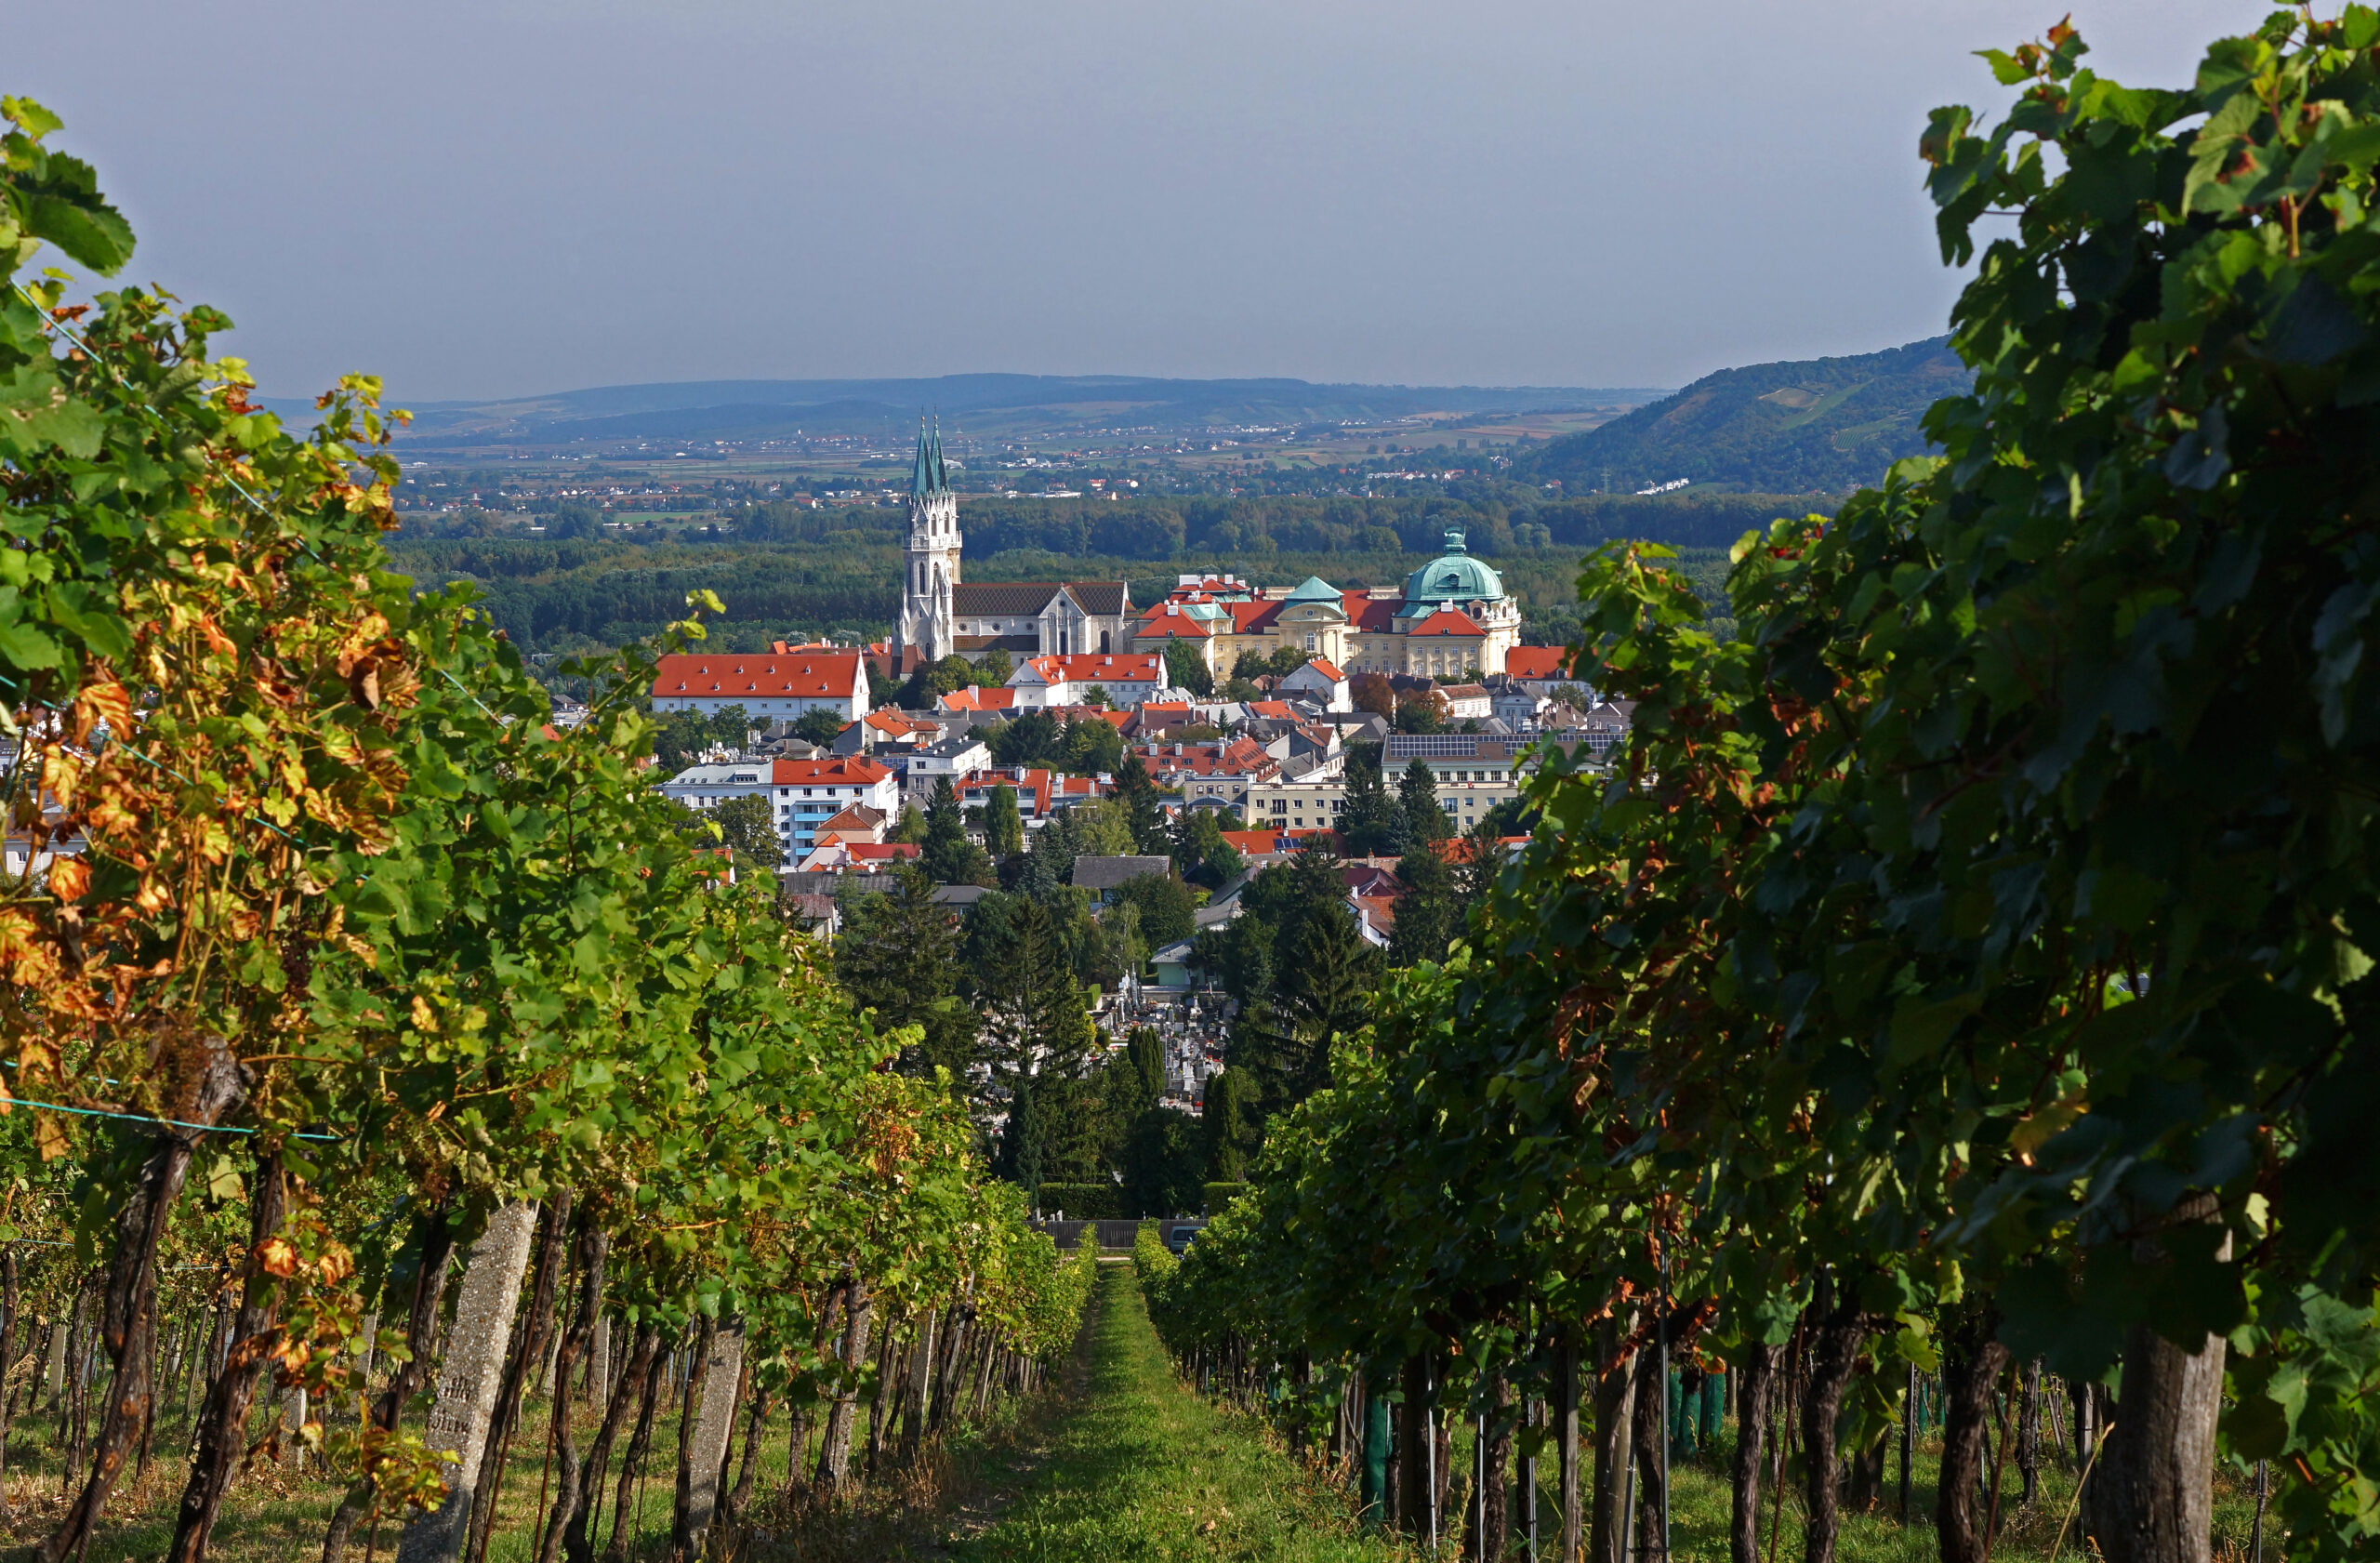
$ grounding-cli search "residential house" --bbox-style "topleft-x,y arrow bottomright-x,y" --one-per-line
1436,683 -> 1493,721
902,733 -> 995,804
649,642 -> 867,723
660,754 -> 900,868
1134,735 -> 1280,814
1277,657 -> 1352,712
953,765 -> 1105,828
1071,855 -> 1172,906
789,840 -> 922,875
1005,653 -> 1166,709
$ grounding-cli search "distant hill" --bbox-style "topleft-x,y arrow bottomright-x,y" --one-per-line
276,374 -> 1669,453
1510,338 -> 1967,497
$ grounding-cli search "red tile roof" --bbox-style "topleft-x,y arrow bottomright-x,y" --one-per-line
1301,658 -> 1346,682
939,686 -> 1019,711
1409,609 -> 1488,637
1505,645 -> 1575,681
772,756 -> 893,785
651,650 -> 864,700
1220,827 -> 1339,854
1342,592 -> 1400,632
1017,654 -> 1164,685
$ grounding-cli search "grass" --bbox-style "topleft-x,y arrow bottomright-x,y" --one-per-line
0,1288 -> 2281,1563
946,1262 -> 1407,1562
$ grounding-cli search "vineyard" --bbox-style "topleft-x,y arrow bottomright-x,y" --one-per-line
0,98 -> 1092,1563
1135,15 -> 2380,1563
6,7 -> 2380,1563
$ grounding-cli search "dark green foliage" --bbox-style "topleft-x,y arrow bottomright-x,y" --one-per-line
989,709 -> 1062,766
1061,718 -> 1124,776
1032,1181 -> 1124,1221
920,776 -> 994,886
1386,844 -> 1460,967
1112,751 -> 1167,850
1110,871 -> 1197,950
1122,1110 -> 1207,1220
832,867 -> 973,1079
1200,1183 -> 1249,1214
1201,1069 -> 1260,1183
652,703 -> 751,771
1396,760 -> 1448,843
1162,638 -> 1213,697
994,1078 -> 1046,1201
1512,338 -> 1967,496
1169,809 -> 1243,890
1335,752 -> 1404,857
789,707 -> 847,746
982,782 -> 1025,860
701,792 -> 780,869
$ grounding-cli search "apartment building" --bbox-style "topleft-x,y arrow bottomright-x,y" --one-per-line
659,755 -> 900,868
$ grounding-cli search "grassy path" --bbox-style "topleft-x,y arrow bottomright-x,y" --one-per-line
946,1262 -> 1403,1563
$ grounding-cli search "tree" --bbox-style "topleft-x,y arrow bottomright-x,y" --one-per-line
1162,639 -> 1214,697
1123,1109 -> 1206,1219
1350,672 -> 1397,722
994,1079 -> 1046,1205
989,709 -> 1062,767
921,776 -> 994,886
1112,871 -> 1197,950
1394,689 -> 1448,734
980,647 -> 1014,685
833,867 -> 972,1078
1112,751 -> 1168,852
983,783 -> 1025,860
791,707 -> 848,747
1170,809 -> 1242,889
1336,751 -> 1405,857
1060,717 -> 1124,775
1063,798 -> 1137,858
891,803 -> 927,844
1080,684 -> 1112,709
1201,1068 -> 1260,1182
1232,874 -> 1380,1119
1397,759 -> 1449,844
1388,845 -> 1461,967
705,793 -> 782,870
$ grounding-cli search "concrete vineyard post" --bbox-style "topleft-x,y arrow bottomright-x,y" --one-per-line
396,1200 -> 539,1563
678,1322 -> 743,1553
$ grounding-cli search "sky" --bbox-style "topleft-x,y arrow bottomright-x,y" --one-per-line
10,0 -> 2258,404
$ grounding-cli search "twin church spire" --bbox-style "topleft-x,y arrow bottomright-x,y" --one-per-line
909,415 -> 950,498
897,414 -> 962,669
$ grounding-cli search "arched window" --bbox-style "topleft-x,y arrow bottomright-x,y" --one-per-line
1100,630 -> 1112,654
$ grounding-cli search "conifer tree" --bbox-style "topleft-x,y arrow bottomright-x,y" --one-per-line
1388,843 -> 1461,967
1337,754 -> 1404,857
833,868 -> 972,1078
1397,758 -> 1449,843
982,783 -> 1025,860
1114,751 -> 1168,852
920,776 -> 993,886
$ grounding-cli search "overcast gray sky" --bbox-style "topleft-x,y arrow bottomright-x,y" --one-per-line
10,0 -> 2254,403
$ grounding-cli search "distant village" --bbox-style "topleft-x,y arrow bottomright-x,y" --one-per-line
584,425 -> 1633,1119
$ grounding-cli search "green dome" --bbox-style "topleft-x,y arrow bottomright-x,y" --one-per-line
1404,530 -> 1503,605
1284,575 -> 1342,603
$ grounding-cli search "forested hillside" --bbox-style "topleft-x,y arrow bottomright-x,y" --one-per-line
1511,336 -> 1967,494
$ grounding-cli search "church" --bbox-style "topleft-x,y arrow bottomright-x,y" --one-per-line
892,419 -> 1521,682
893,421 -> 1134,672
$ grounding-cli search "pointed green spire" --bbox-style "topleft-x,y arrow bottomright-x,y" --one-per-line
910,414 -> 953,497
